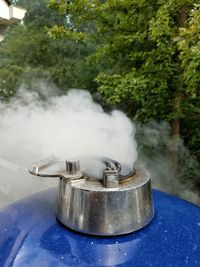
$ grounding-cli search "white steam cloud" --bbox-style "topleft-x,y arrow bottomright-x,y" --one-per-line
0,85 -> 199,207
0,87 -> 137,207
136,121 -> 200,205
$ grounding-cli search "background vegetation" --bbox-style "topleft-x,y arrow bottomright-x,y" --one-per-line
0,0 -> 99,100
0,0 -> 200,200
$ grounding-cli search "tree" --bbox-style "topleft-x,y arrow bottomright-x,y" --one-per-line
48,0 -> 200,189
48,0 -> 199,125
0,0 -> 99,100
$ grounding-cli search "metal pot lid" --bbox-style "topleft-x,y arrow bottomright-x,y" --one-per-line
29,156 -> 136,188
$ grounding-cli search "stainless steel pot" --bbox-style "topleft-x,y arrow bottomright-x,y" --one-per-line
29,157 -> 154,236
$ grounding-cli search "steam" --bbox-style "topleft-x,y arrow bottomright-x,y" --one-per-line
0,86 -> 137,206
136,121 -> 200,205
0,84 -> 199,207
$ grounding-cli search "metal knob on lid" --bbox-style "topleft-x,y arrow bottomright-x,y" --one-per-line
29,156 -> 154,236
66,160 -> 80,174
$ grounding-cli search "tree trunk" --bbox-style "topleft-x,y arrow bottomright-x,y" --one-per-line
166,5 -> 189,188
166,93 -> 181,193
169,93 -> 181,176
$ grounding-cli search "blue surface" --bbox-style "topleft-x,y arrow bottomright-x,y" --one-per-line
0,189 -> 200,267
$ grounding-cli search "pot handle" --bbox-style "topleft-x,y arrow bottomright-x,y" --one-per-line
29,157 -> 63,177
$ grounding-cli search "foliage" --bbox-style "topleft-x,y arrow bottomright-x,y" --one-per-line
0,0 -> 98,100
48,0 -> 200,160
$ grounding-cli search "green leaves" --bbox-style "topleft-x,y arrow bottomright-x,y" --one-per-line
177,4 -> 200,98
0,0 -> 99,100
48,25 -> 88,40
48,1 -> 200,168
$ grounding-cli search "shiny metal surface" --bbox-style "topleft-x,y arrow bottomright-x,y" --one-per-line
57,170 -> 153,235
66,160 -> 80,174
29,156 -> 123,182
29,157 -> 154,236
103,169 -> 119,188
